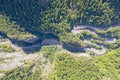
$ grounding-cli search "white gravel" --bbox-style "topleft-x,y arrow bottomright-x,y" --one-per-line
0,52 -> 38,72
83,40 -> 98,46
73,25 -> 120,31
85,46 -> 106,55
71,25 -> 119,55
0,73 -> 5,79
72,29 -> 97,35
104,38 -> 117,43
83,40 -> 106,55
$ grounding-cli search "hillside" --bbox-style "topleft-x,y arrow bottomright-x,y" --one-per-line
0,0 -> 120,80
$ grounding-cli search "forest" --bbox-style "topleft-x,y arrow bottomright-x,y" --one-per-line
0,0 -> 120,80
0,0 -> 119,35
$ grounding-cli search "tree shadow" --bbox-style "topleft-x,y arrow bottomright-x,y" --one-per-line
0,1 -> 59,53
62,42 -> 85,52
0,31 -> 60,54
0,1 -> 85,53
0,0 -> 43,36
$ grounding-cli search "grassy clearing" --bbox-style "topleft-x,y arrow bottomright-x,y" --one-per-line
0,44 -> 15,53
0,58 -> 4,63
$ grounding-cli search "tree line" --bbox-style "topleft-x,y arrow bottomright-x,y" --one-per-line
0,0 -> 119,36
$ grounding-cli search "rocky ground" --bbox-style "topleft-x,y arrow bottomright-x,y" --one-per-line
72,25 -> 119,55
0,25 -> 119,79
0,51 -> 39,79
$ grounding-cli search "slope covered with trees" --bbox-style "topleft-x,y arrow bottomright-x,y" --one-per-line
0,0 -> 120,80
1,46 -> 120,80
0,0 -> 119,36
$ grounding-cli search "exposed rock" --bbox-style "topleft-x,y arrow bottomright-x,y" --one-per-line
104,38 -> 117,43
71,25 -> 119,55
83,40 -> 98,46
24,36 -> 39,43
41,39 -> 60,46
0,52 -> 39,72
85,46 -> 106,55
0,73 -> 5,79
21,42 -> 41,53
0,62 -> 24,71
0,52 -> 25,71
73,25 -> 120,31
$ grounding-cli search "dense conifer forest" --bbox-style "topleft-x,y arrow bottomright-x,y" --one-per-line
0,0 -> 120,35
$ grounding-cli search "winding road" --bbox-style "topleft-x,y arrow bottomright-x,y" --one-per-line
0,25 -> 119,79
0,24 -> 119,54
72,25 -> 119,55
73,24 -> 120,31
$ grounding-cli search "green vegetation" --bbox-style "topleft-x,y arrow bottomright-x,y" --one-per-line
0,44 -> 15,53
96,27 -> 120,39
94,48 -> 120,79
0,58 -> 4,63
108,0 -> 120,23
2,60 -> 43,80
0,14 -> 33,40
0,0 -> 119,36
0,0 -> 119,48
0,0 -> 120,80
41,45 -> 62,63
77,30 -> 98,40
0,0 -> 41,34
1,46 -> 120,80
42,48 -> 120,80
60,33 -> 85,47
49,53 -> 102,80
40,0 -> 118,34
90,39 -> 120,49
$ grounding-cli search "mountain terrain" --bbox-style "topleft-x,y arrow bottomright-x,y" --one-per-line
0,0 -> 120,80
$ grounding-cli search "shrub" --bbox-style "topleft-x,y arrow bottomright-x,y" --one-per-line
49,53 -> 102,80
77,30 -> 98,40
40,45 -> 62,63
0,44 -> 15,53
94,48 -> 120,79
